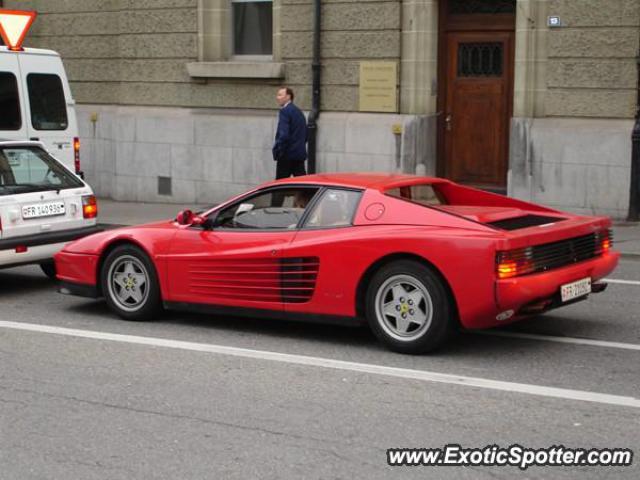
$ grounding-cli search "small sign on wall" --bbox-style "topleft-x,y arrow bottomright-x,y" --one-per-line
548,16 -> 562,27
359,61 -> 398,113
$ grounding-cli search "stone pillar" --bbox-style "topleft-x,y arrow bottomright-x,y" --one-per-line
513,0 -> 549,118
198,0 -> 230,61
400,0 -> 439,115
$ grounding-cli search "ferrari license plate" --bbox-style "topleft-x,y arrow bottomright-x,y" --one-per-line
560,277 -> 591,302
22,201 -> 65,219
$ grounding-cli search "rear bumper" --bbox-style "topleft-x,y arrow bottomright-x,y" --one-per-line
494,251 -> 619,323
0,225 -> 102,268
0,226 -> 102,251
0,242 -> 67,268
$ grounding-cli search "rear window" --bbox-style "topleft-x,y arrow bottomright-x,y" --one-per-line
0,72 -> 21,130
27,73 -> 68,131
386,184 -> 446,206
0,146 -> 83,195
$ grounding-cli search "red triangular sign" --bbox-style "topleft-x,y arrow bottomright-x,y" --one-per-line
0,10 -> 37,51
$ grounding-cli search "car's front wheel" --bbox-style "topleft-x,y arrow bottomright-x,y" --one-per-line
100,244 -> 161,321
365,260 -> 454,354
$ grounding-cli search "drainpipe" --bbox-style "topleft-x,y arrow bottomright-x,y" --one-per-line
307,0 -> 321,174
629,46 -> 640,221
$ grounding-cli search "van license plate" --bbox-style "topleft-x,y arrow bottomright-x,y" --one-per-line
560,277 -> 591,302
22,201 -> 66,219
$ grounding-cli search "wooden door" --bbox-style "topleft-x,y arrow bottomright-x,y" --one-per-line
443,31 -> 513,188
437,0 -> 516,190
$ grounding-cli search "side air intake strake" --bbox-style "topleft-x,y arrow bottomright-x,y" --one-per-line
188,257 -> 319,303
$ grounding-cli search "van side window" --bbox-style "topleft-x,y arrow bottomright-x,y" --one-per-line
27,73 -> 68,131
0,72 -> 22,130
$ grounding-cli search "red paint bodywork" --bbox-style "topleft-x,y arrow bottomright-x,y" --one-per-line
55,174 -> 619,329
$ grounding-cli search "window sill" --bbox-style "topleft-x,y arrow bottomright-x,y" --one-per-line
186,62 -> 285,79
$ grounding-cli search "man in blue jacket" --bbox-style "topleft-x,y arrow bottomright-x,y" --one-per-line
272,87 -> 307,179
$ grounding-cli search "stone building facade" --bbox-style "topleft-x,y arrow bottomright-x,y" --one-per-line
4,0 -> 639,218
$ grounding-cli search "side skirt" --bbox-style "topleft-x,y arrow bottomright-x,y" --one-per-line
163,301 -> 364,327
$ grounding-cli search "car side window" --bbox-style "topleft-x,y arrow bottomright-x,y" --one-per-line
386,185 -> 445,205
0,72 -> 21,130
213,187 -> 319,230
304,189 -> 361,228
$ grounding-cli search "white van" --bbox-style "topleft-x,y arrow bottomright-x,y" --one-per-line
0,45 -> 82,176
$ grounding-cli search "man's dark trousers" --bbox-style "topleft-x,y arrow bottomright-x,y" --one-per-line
276,157 -> 306,179
273,102 -> 307,179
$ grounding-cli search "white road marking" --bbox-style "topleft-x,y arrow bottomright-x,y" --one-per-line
476,277 -> 640,349
0,320 -> 639,409
603,278 -> 640,286
476,330 -> 640,351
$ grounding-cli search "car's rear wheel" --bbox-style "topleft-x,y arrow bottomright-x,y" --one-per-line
40,260 -> 57,280
100,245 -> 161,321
365,260 -> 453,354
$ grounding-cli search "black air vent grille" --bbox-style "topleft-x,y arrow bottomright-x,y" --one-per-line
489,214 -> 565,231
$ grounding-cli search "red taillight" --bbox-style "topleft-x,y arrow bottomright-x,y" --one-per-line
73,137 -> 81,174
497,260 -> 518,279
15,245 -> 27,253
496,248 -> 533,279
82,195 -> 98,219
597,229 -> 612,252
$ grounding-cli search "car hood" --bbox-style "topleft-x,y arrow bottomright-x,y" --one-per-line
61,219 -> 180,255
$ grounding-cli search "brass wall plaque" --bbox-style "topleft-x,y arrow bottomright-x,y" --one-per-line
359,61 -> 398,113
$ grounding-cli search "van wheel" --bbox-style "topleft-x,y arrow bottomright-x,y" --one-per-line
40,261 -> 57,280
365,260 -> 453,354
100,245 -> 161,321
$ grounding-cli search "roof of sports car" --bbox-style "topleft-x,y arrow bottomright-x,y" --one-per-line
269,173 -> 448,190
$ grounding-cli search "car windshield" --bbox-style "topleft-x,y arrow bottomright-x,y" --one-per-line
0,146 -> 84,196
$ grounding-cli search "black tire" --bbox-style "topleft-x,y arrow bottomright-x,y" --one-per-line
40,260 -> 57,280
100,244 -> 162,321
365,260 -> 453,354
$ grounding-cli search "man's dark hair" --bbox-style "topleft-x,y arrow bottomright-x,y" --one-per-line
279,86 -> 294,101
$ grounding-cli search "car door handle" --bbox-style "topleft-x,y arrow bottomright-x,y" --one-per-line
30,137 -> 39,141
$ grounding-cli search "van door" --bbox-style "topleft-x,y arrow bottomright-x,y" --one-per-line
16,51 -> 78,171
0,49 -> 28,143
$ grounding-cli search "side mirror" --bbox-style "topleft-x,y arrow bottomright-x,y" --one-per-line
176,209 -> 194,225
176,209 -> 210,227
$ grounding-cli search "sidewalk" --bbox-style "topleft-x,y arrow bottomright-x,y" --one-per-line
97,198 -> 640,258
97,198 -> 209,226
612,222 -> 640,258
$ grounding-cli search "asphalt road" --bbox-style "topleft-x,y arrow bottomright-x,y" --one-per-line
1,258 -> 639,479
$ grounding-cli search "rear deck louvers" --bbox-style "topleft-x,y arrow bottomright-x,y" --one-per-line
489,214 -> 565,231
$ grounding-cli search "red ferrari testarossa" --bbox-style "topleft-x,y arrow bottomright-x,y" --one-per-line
55,173 -> 618,353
